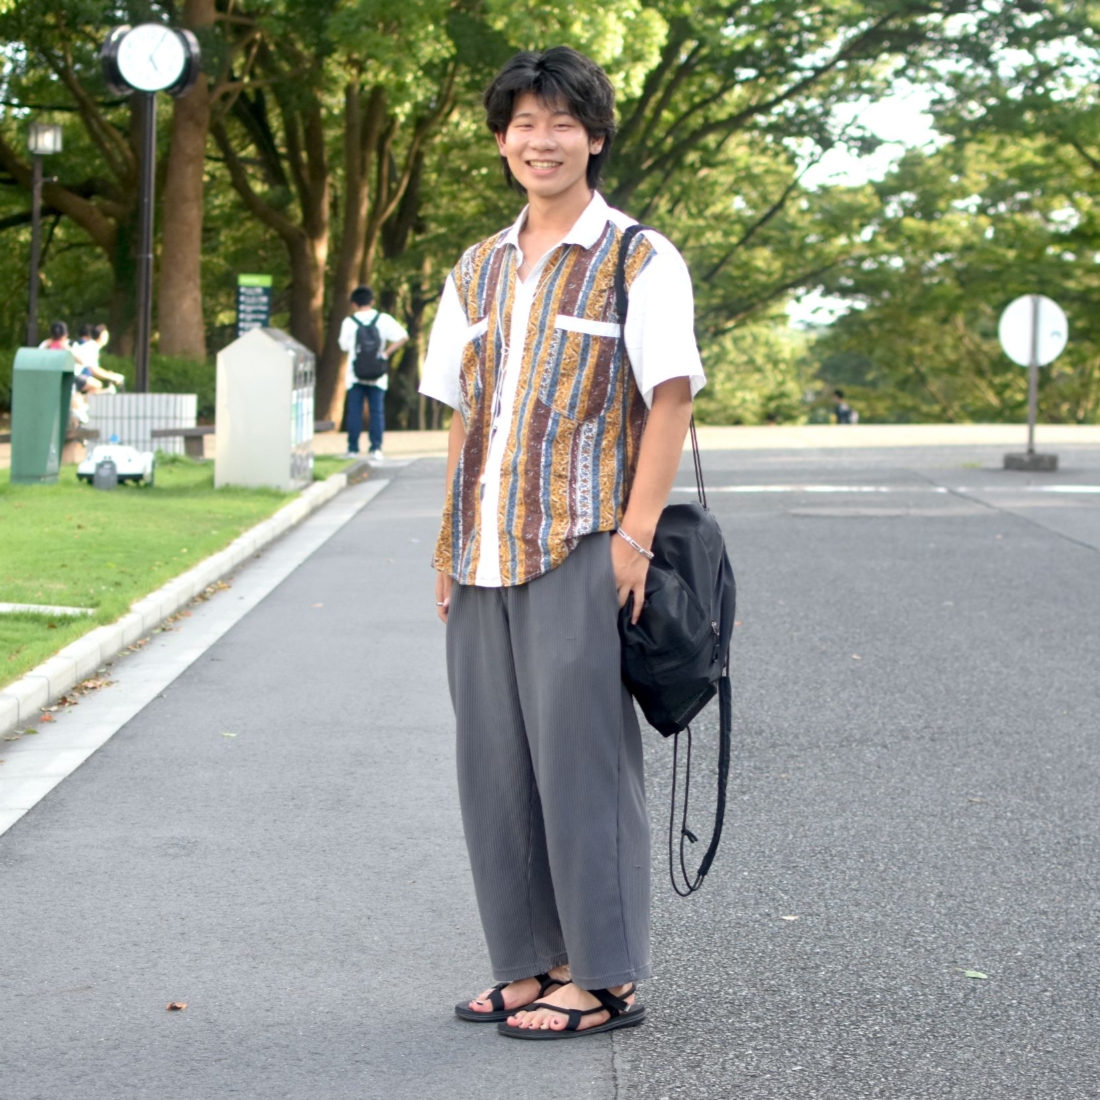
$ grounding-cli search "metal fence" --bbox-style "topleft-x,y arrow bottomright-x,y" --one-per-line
86,392 -> 197,455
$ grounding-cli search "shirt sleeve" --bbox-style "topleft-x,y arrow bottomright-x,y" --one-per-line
623,234 -> 706,408
337,315 -> 357,355
379,313 -> 408,346
418,273 -> 468,410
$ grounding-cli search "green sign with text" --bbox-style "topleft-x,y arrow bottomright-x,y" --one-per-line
236,274 -> 273,337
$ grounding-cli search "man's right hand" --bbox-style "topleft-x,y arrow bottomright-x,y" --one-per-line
435,571 -> 453,624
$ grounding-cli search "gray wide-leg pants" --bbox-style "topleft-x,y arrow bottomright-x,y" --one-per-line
446,532 -> 652,990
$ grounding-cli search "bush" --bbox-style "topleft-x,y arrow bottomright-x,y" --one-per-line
101,353 -> 215,421
0,348 -> 214,420
693,323 -> 815,426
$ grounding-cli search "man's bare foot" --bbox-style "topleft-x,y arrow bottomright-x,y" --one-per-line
505,982 -> 635,1031
467,964 -> 571,1015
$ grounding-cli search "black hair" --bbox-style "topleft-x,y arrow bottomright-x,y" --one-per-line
834,389 -> 845,399
92,323 -> 108,340
483,47 -> 616,193
78,323 -> 93,340
350,285 -> 375,307
49,320 -> 67,339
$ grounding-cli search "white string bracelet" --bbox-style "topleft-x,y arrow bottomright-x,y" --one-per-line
616,528 -> 654,561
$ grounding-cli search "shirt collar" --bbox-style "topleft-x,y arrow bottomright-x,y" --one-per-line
496,191 -> 612,253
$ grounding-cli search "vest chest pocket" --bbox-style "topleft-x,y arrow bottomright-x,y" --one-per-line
538,315 -> 624,422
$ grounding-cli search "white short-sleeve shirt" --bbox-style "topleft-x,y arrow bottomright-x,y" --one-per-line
338,308 -> 409,392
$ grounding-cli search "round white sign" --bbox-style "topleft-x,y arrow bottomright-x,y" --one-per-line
998,294 -> 1069,367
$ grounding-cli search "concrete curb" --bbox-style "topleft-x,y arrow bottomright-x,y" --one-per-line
0,468 -> 362,738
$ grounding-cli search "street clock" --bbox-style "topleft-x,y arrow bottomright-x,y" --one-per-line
101,24 -> 201,97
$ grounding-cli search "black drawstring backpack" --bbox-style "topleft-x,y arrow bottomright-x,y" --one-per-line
615,224 -> 737,896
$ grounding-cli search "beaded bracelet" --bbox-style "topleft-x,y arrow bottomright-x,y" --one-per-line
616,527 -> 654,561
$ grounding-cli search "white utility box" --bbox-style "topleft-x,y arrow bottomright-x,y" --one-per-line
215,327 -> 315,491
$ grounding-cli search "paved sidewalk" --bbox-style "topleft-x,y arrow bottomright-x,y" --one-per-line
2,444 -> 1098,1098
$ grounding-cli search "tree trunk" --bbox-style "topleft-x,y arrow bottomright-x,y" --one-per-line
317,83 -> 386,425
389,273 -> 428,430
158,0 -> 216,359
287,230 -> 326,355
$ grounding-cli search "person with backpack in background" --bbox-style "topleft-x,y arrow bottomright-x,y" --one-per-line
337,286 -> 408,462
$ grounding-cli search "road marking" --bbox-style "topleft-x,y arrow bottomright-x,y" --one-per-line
0,478 -> 390,838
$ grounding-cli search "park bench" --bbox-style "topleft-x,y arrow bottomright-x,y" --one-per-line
0,426 -> 100,465
150,420 -> 337,459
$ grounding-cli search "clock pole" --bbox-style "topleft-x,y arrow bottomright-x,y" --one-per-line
101,25 -> 201,394
135,91 -> 157,394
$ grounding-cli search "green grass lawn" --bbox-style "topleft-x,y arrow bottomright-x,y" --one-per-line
1,454 -> 353,689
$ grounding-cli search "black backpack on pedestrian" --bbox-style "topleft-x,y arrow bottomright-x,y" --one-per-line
615,224 -> 737,897
352,313 -> 387,381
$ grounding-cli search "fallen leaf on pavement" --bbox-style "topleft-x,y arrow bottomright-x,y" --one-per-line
780,915 -> 800,921
166,1001 -> 188,1011
963,970 -> 989,980
221,732 -> 237,738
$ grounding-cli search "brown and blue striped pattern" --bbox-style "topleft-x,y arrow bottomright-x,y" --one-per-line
434,223 -> 655,586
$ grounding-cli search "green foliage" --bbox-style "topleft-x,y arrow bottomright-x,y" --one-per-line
813,127 -> 1100,423
693,322 -> 814,426
2,0 -> 1099,427
100,353 -> 216,421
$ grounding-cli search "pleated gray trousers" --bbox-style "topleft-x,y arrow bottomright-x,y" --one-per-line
446,532 -> 652,990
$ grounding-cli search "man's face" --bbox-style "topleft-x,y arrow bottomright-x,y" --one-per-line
496,92 -> 603,202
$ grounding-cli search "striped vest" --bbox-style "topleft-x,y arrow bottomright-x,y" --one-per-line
434,221 -> 656,586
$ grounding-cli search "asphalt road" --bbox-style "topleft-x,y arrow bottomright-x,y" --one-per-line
1,444 -> 1098,1099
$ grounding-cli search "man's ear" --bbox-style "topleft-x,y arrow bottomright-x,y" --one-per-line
589,136 -> 605,155
495,131 -> 508,157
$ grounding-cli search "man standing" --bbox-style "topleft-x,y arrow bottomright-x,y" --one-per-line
337,286 -> 408,461
420,47 -> 704,1038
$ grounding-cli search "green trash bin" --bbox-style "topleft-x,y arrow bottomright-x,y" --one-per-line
10,347 -> 76,485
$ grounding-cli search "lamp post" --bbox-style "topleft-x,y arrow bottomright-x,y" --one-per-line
26,121 -> 63,348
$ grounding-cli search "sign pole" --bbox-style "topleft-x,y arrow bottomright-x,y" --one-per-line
999,292 -> 1067,472
134,91 -> 156,394
1026,294 -> 1040,457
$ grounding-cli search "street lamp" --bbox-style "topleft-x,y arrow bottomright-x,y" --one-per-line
26,121 -> 63,347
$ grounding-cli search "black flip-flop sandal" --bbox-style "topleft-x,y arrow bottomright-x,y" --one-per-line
496,983 -> 645,1039
454,973 -> 566,1022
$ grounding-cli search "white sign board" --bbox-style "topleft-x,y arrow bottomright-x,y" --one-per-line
998,294 -> 1068,367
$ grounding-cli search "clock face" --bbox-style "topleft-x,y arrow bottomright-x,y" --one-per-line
116,24 -> 187,93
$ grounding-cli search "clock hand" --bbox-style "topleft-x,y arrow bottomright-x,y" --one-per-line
148,29 -> 172,71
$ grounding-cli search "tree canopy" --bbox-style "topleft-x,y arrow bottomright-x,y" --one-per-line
1,0 -> 1098,426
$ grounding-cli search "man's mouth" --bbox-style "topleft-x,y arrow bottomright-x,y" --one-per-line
527,160 -> 561,170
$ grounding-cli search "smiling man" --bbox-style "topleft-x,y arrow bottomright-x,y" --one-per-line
420,46 -> 705,1040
